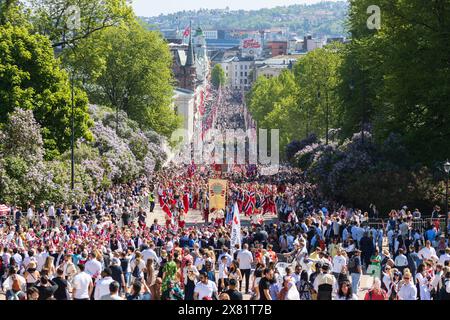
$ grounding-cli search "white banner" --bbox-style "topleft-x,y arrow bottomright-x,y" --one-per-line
230,202 -> 241,250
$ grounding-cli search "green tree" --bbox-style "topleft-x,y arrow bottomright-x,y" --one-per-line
247,43 -> 344,155
0,23 -> 93,159
211,64 -> 226,89
64,21 -> 181,138
293,43 -> 344,141
29,0 -> 134,48
340,0 -> 450,164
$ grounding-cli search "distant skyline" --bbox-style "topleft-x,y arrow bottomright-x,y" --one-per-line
132,0 -> 344,17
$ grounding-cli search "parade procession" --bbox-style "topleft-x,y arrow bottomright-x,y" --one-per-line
0,0 -> 450,306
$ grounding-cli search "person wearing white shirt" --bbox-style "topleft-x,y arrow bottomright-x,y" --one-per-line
194,254 -> 206,271
439,248 -> 450,265
237,244 -> 253,294
142,244 -> 160,264
72,264 -> 93,300
100,281 -> 124,300
194,272 -> 218,300
218,250 -> 233,267
27,206 -> 34,226
218,256 -> 229,292
84,253 -> 102,281
394,249 -> 409,273
418,241 -> 437,261
2,269 -> 26,293
36,249 -> 48,272
397,273 -> 417,300
94,269 -> 115,300
430,264 -> 443,299
332,250 -> 347,278
12,250 -> 23,267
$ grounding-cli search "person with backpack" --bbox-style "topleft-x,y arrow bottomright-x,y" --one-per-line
348,249 -> 362,296
313,263 -> 336,300
130,251 -> 145,283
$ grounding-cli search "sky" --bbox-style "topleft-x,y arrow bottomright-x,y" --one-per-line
131,0 -> 340,17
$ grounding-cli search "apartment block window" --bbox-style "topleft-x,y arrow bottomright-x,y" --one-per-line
245,65 -> 248,70
240,65 -> 243,70
244,79 -> 248,84
240,79 -> 243,84
245,72 -> 247,77
240,72 -> 243,77
235,72 -> 237,77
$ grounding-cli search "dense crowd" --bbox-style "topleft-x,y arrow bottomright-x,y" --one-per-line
0,88 -> 449,301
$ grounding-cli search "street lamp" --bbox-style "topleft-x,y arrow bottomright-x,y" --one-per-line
444,160 -> 450,237
70,69 -> 75,190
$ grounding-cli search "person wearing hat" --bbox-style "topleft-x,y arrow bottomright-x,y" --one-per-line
313,262 -> 336,300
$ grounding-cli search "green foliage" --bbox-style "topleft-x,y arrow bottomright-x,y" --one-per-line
247,43 -> 344,155
293,43 -> 344,139
211,64 -> 226,89
29,0 -> 134,48
64,21 -> 182,138
0,23 -> 93,159
0,106 -> 167,206
0,0 -> 30,26
295,132 -> 442,214
339,0 -> 450,165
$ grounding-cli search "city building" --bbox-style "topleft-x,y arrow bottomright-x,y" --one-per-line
169,26 -> 210,91
209,46 -> 241,65
266,41 -> 289,57
203,30 -> 218,39
303,35 -> 324,52
220,56 -> 255,91
255,54 -> 304,79
173,88 -> 195,143
205,38 -> 241,51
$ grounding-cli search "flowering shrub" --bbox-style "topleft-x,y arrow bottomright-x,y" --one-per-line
0,106 -> 168,206
293,130 -> 441,214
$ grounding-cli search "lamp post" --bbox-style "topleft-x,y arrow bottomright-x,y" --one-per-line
70,69 -> 75,190
444,160 -> 450,238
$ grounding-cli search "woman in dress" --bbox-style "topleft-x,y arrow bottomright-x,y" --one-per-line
298,270 -> 312,300
183,260 -> 199,300
278,268 -> 300,300
162,253 -> 178,292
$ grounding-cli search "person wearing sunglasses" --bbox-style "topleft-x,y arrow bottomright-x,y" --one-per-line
397,272 -> 417,300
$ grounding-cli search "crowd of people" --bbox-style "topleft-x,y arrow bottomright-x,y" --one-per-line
0,88 -> 449,301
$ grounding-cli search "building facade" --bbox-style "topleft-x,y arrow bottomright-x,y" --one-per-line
266,41 -> 288,57
221,56 -> 255,91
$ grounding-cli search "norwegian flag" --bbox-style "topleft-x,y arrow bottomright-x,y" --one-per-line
243,193 -> 254,216
161,201 -> 172,219
183,26 -> 191,38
